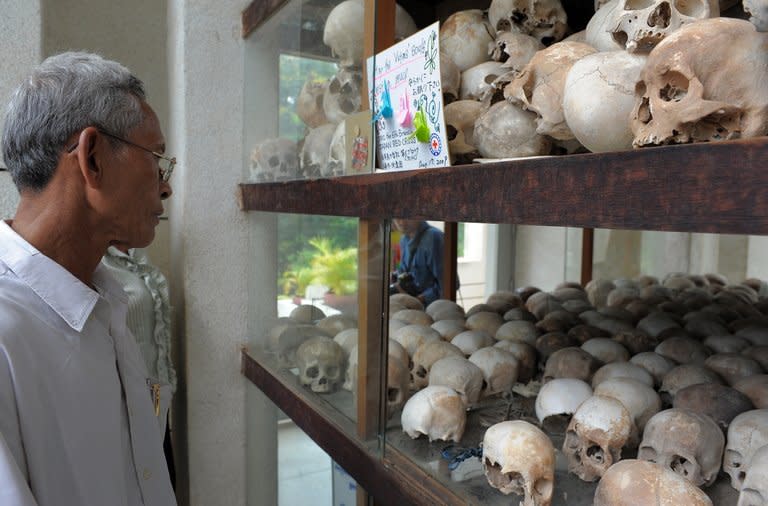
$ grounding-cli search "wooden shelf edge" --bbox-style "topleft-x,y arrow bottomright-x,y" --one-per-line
241,349 -> 463,505
239,137 -> 768,234
241,0 -> 290,38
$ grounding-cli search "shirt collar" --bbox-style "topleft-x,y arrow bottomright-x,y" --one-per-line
0,220 -> 125,332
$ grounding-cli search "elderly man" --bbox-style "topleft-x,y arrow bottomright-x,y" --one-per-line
0,52 -> 176,505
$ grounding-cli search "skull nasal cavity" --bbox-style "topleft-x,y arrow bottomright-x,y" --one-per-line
387,387 -> 400,402
648,2 -> 671,28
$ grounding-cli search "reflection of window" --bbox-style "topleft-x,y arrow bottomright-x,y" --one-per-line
278,54 -> 337,142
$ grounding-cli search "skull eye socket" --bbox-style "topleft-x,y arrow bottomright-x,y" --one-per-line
497,19 -> 512,32
533,478 -> 553,499
586,445 -> 604,463
647,2 -> 671,28
624,0 -> 656,9
416,365 -> 427,378
387,387 -> 401,402
670,455 -> 691,476
446,125 -> 458,141
658,72 -> 689,101
268,155 -> 280,167
326,366 -> 338,378
306,366 -> 319,378
329,78 -> 341,94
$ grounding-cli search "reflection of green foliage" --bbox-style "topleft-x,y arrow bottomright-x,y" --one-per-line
280,266 -> 315,297
307,238 -> 358,295
279,54 -> 338,141
278,215 -> 358,296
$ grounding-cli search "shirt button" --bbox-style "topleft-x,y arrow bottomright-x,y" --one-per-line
143,469 -> 152,480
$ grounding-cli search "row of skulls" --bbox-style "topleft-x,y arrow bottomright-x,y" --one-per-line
375,272 -> 768,505
440,0 -> 768,164
251,0 -> 767,182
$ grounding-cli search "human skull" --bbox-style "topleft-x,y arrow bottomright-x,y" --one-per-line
322,1 -> 416,66
586,279 -> 616,308
451,330 -> 496,356
275,324 -> 329,368
389,339 -> 409,368
535,378 -> 593,423
392,324 -> 442,357
489,31 -> 544,72
386,355 -> 411,418
504,41 -> 597,140
562,51 -> 647,153
461,61 -> 505,102
466,311 -> 505,336
613,329 -> 659,355
543,347 -> 600,383
563,395 -> 633,482
594,460 -> 714,505
673,382 -> 754,430
733,375 -> 768,408
440,51 -> 462,104
592,362 -> 655,389
738,444 -> 768,506
444,100 -> 486,165
300,123 -> 336,178
581,338 -> 630,364
343,344 -> 358,392
316,314 -> 356,335
327,121 -> 346,177
439,10 -> 496,72
323,0 -> 365,67
630,351 -> 676,387
468,347 -> 520,397
296,77 -> 329,128
323,67 -> 362,125
249,137 -> 300,182
411,340 -> 464,390
426,299 -> 465,321
704,353 -> 764,386
496,320 -> 539,346
632,18 -> 768,147
724,409 -> 768,490
585,0 -> 626,51
488,0 -> 569,45
660,364 -> 724,398
390,293 -> 423,311
638,408 -> 724,487
392,309 -> 434,326
333,327 -> 358,357
637,311 -> 680,337
655,336 -> 709,365
483,420 -> 555,506
473,101 -> 551,158
428,355 -> 484,407
744,0 -> 768,31
536,332 -> 578,362
704,335 -> 751,354
430,319 -> 467,341
610,0 -> 719,53
296,336 -> 346,393
400,385 -> 466,442
595,377 -> 662,433
494,340 -> 538,383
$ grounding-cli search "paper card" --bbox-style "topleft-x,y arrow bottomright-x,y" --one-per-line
365,22 -> 450,171
343,110 -> 374,175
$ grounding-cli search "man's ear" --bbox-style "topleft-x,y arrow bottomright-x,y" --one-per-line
75,127 -> 104,188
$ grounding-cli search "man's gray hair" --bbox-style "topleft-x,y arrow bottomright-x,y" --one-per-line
2,51 -> 146,191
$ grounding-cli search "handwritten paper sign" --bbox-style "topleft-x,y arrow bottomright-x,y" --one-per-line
366,22 -> 449,171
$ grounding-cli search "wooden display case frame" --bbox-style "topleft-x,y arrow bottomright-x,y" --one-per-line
240,0 -> 768,504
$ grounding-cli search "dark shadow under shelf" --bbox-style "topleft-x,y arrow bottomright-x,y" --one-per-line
239,137 -> 768,235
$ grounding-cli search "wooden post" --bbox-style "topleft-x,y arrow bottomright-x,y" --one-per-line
581,228 -> 594,286
443,222 -> 458,301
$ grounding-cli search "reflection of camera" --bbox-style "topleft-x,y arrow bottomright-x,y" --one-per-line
389,272 -> 420,297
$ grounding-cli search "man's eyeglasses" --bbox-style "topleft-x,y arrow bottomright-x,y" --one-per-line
66,129 -> 176,182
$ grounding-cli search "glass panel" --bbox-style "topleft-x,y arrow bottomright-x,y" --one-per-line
244,0 -> 377,183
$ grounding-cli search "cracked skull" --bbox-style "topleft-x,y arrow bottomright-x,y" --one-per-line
563,395 -> 633,482
249,138 -> 300,182
483,420 -> 555,506
488,0 -> 569,45
610,0 -> 719,53
632,18 -> 768,147
638,408 -> 724,487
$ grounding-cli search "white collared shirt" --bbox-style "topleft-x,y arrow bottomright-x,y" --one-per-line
0,220 -> 176,506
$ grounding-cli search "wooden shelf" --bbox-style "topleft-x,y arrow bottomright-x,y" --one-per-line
239,137 -> 768,234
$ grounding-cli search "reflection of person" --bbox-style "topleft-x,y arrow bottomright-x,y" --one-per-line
393,219 -> 444,305
101,245 -> 177,488
0,52 -> 176,505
